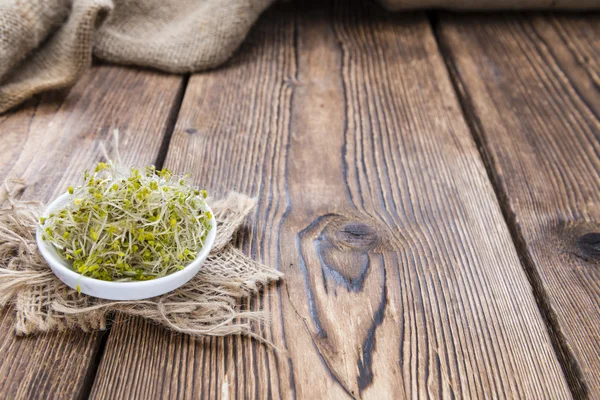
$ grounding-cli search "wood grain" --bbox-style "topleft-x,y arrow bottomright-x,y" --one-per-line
92,2 -> 573,399
435,12 -> 600,398
0,65 -> 184,399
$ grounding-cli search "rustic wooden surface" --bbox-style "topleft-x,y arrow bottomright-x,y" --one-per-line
0,2 -> 598,399
0,66 -> 184,399
436,12 -> 600,398
92,2 -> 574,399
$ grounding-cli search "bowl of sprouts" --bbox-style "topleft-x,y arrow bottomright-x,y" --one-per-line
36,162 -> 216,300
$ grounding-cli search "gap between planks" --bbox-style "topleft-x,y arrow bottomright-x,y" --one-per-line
76,73 -> 191,399
427,11 -> 585,399
0,65 -> 185,399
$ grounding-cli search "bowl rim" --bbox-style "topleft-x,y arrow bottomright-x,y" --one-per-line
36,192 -> 217,289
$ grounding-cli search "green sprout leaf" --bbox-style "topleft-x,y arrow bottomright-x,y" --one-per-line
40,161 -> 211,282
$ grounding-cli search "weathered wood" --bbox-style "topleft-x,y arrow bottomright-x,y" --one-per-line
0,65 -> 184,399
435,12 -> 600,398
92,3 -> 573,399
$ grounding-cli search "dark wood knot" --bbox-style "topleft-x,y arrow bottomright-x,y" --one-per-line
335,222 -> 380,251
297,215 -> 385,292
184,128 -> 198,135
554,220 -> 600,265
578,233 -> 600,261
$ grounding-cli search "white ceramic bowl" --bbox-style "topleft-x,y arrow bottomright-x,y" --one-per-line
36,192 -> 217,300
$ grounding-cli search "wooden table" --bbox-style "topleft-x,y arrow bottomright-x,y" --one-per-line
0,1 -> 598,399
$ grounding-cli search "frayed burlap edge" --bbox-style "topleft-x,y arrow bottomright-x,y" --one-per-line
0,186 -> 283,344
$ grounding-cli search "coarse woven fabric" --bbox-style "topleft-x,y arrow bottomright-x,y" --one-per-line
0,0 -> 274,113
0,190 -> 283,344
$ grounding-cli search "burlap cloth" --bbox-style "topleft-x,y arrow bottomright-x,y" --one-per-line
0,0 -> 275,113
0,186 -> 282,343
1,0 -> 598,114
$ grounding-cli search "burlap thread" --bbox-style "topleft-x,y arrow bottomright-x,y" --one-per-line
0,187 -> 283,343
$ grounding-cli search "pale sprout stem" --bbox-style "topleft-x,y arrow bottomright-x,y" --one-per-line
39,161 -> 212,281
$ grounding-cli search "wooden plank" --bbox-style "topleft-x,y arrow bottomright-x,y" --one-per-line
0,65 -> 184,399
91,2 -> 573,399
435,12 -> 600,398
